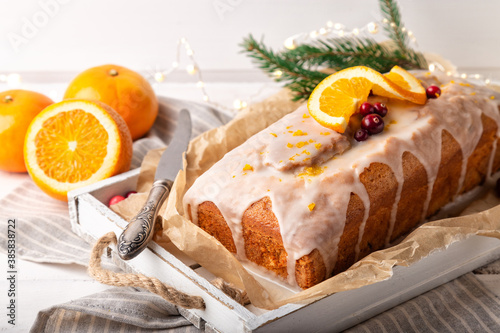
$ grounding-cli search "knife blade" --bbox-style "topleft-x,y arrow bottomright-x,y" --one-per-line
118,109 -> 192,260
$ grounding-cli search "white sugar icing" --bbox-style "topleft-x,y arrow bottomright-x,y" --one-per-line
183,72 -> 500,286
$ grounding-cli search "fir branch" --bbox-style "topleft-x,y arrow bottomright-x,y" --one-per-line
379,0 -> 408,53
284,37 -> 423,72
241,0 -> 428,101
240,35 -> 328,101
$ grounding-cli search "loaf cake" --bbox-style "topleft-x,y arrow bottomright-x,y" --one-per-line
183,73 -> 500,289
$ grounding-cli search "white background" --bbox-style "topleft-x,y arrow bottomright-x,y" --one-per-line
0,0 -> 499,76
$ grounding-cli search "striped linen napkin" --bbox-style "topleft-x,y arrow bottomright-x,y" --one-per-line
346,273 -> 500,333
31,288 -> 201,332
1,96 -> 500,332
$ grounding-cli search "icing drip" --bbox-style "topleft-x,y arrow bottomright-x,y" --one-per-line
385,150 -> 404,247
184,72 -> 500,287
353,179 -> 370,261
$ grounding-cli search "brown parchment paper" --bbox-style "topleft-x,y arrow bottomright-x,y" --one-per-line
113,86 -> 500,310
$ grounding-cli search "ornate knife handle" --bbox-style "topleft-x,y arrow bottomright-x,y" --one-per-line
118,179 -> 172,260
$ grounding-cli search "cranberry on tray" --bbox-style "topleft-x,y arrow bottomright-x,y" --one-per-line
109,195 -> 125,206
125,191 -> 137,198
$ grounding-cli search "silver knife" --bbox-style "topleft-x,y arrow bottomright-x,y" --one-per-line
118,109 -> 192,260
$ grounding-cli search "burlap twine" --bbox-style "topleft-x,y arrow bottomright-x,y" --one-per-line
89,232 -> 250,310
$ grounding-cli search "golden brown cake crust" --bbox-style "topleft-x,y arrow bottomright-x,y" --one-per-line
197,201 -> 237,253
357,162 -> 398,259
242,197 -> 288,277
332,193 -> 364,276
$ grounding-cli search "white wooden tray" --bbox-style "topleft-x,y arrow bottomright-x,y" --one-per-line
68,168 -> 500,333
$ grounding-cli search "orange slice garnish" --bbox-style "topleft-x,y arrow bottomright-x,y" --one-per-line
307,66 -> 426,132
384,66 -> 426,104
24,99 -> 133,201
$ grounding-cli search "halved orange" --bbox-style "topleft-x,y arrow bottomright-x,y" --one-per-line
24,100 -> 133,201
307,66 -> 426,132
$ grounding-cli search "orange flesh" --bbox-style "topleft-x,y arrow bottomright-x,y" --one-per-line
385,72 -> 411,90
35,109 -> 108,183
319,77 -> 372,117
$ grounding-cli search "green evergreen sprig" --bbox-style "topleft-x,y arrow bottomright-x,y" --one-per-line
380,0 -> 408,52
241,0 -> 428,101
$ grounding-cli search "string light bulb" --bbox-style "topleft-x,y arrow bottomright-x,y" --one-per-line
273,70 -> 283,78
186,64 -> 198,75
233,99 -> 248,110
425,62 -> 494,88
283,19 -> 385,50
146,36 -> 245,113
284,37 -> 297,50
154,72 -> 165,82
367,22 -> 378,34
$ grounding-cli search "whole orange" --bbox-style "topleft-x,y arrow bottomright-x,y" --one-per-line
0,90 -> 53,173
63,64 -> 158,140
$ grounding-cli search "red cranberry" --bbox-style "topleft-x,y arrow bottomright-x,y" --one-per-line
426,85 -> 441,99
109,195 -> 125,206
354,128 -> 369,142
359,102 -> 375,116
373,102 -> 388,117
361,114 -> 384,135
125,191 -> 137,198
